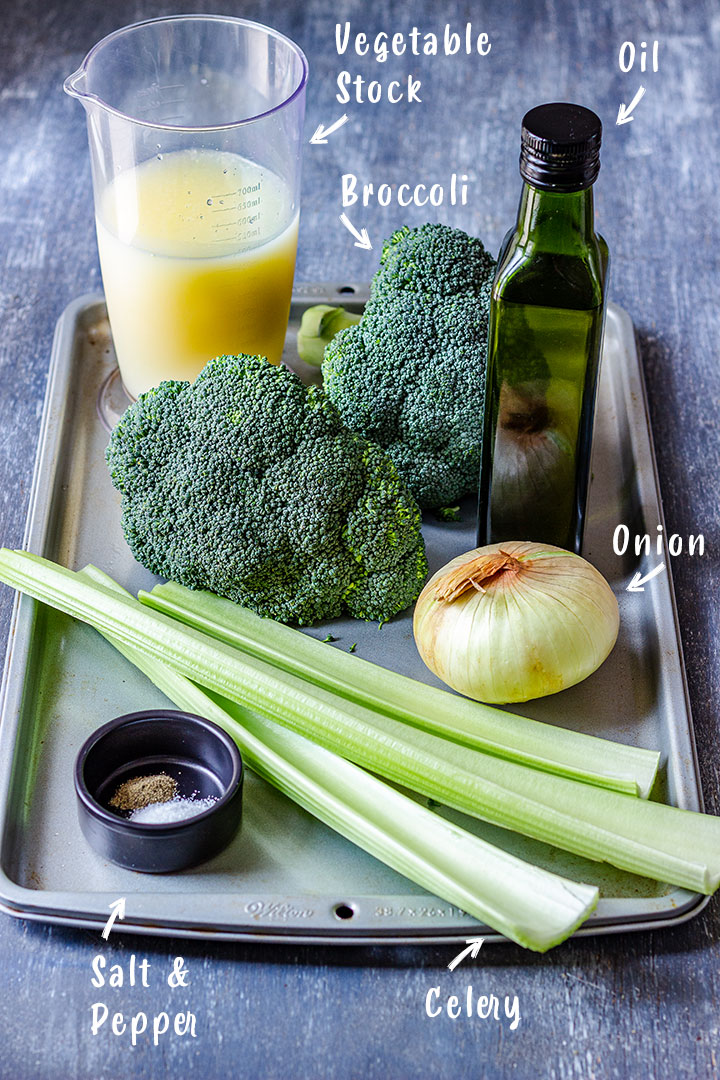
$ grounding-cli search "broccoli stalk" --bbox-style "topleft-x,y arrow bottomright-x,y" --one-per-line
297,305 -> 362,367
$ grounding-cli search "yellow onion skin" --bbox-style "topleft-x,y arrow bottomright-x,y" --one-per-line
413,542 -> 620,704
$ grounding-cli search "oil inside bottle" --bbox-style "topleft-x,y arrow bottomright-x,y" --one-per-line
481,296 -> 605,551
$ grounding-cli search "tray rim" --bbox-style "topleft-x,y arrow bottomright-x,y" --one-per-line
0,290 -> 710,946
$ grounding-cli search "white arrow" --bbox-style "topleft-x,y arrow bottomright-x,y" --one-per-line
447,937 -> 485,971
626,562 -> 666,592
309,114 -> 349,145
102,897 -> 126,940
339,213 -> 372,250
616,86 -> 646,125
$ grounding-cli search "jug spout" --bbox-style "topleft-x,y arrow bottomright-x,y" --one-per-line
63,67 -> 88,101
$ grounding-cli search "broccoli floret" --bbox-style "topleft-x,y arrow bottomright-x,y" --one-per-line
373,222 -> 494,300
106,354 -> 427,625
322,223 -> 496,508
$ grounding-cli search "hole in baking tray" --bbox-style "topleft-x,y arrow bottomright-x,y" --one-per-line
337,285 -> 356,294
333,903 -> 355,920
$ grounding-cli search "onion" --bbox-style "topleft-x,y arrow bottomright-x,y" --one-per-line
413,542 -> 619,704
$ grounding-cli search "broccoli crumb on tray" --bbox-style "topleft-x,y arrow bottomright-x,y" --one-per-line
105,354 -> 428,626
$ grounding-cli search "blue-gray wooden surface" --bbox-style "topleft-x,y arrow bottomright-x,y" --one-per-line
1,0 -> 718,1077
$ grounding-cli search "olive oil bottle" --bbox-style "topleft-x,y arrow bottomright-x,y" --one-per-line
477,103 -> 609,552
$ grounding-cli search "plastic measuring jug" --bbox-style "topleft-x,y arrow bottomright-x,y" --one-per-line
65,15 -> 308,400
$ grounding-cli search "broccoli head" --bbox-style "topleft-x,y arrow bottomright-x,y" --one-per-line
322,223 -> 496,508
106,354 -> 428,625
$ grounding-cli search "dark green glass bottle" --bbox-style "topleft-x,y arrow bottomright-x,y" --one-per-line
477,103 -> 609,553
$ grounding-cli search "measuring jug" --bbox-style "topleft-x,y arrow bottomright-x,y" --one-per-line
65,15 -> 308,399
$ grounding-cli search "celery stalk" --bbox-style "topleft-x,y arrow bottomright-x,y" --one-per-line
2,550 -> 719,895
79,566 -> 599,952
141,581 -> 659,798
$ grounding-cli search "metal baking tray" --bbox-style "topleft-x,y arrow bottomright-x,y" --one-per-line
0,286 -> 708,945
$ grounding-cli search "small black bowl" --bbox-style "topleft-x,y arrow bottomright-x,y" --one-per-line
75,710 -> 244,873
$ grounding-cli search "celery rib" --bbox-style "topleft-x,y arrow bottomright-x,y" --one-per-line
79,566 -> 598,952
1,551 -> 719,896
141,581 -> 659,798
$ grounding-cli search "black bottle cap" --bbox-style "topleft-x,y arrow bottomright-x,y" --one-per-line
520,103 -> 602,192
